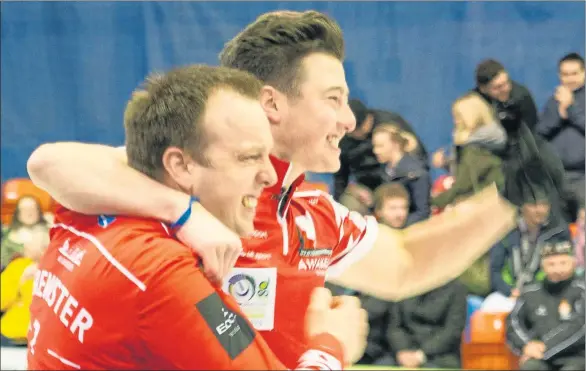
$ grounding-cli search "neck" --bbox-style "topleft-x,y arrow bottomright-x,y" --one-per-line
389,151 -> 404,167
270,147 -> 306,188
526,222 -> 540,235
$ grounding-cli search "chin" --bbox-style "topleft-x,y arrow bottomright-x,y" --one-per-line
235,221 -> 255,237
307,156 -> 341,173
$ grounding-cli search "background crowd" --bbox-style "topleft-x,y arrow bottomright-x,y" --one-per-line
1,2 -> 584,370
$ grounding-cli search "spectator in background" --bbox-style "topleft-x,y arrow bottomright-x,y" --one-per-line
334,99 -> 427,201
387,280 -> 467,369
490,192 -> 571,298
506,239 -> 584,371
474,59 -> 538,132
0,224 -> 49,346
473,59 -> 570,221
432,92 -> 506,210
355,183 -> 411,366
537,53 -> 585,220
1,196 -> 48,269
372,124 -> 430,225
372,183 -> 409,229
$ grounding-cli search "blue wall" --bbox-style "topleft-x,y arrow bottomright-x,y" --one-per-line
2,1 -> 584,182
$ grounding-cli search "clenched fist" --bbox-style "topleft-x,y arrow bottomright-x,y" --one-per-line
304,287 -> 369,366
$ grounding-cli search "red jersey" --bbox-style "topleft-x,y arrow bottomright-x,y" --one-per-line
224,156 -> 379,368
27,207 -> 344,370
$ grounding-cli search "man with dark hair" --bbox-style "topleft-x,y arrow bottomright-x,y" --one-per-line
27,10 -> 518,368
537,53 -> 585,217
475,59 -> 539,132
474,59 -> 570,221
506,238 -> 584,371
490,190 -> 571,298
26,65 -> 366,370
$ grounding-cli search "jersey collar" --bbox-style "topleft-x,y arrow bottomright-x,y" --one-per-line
266,155 -> 305,218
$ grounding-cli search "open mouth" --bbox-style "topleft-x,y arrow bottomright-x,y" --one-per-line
242,196 -> 258,209
326,135 -> 341,150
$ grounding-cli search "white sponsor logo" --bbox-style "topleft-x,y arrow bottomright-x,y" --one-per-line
57,240 -> 86,271
249,230 -> 268,239
216,307 -> 238,336
239,250 -> 272,260
298,258 -> 330,272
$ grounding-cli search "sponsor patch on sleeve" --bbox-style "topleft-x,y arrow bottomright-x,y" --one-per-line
195,292 -> 256,359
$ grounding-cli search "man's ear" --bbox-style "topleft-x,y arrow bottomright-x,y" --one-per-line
162,147 -> 199,190
259,85 -> 287,126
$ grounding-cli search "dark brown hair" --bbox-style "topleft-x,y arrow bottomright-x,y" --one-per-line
219,10 -> 345,96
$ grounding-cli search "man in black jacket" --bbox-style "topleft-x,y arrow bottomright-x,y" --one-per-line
474,59 -> 570,220
386,280 -> 467,369
537,53 -> 585,220
334,99 -> 428,201
506,238 -> 585,371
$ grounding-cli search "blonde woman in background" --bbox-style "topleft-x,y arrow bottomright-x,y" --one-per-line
372,123 -> 431,225
432,92 -> 507,297
432,92 -> 507,211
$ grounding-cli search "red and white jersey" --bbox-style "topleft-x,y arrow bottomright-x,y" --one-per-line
225,155 -> 379,368
28,207 -> 344,370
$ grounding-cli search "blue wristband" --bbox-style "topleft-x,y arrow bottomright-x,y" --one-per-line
170,195 -> 199,232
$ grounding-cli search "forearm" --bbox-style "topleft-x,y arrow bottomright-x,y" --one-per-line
27,142 -> 188,222
543,322 -> 585,360
567,104 -> 585,135
328,185 -> 517,301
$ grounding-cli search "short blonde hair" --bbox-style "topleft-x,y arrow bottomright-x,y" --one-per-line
452,92 -> 497,144
372,123 -> 418,153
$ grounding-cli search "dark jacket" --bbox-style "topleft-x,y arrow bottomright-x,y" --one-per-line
490,220 -> 571,296
334,110 -> 428,200
475,83 -> 570,220
537,85 -> 585,172
387,281 -> 467,359
474,81 -> 539,134
358,293 -> 394,364
506,278 -> 585,361
383,154 -> 431,225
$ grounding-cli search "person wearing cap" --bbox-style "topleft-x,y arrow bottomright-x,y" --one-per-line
506,238 -> 584,371
490,192 -> 571,298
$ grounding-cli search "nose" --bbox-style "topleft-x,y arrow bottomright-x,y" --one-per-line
258,156 -> 278,188
339,101 -> 356,133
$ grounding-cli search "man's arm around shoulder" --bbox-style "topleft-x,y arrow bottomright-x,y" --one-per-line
27,142 -> 187,222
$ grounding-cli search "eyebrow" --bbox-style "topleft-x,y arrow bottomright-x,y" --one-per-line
325,86 -> 350,96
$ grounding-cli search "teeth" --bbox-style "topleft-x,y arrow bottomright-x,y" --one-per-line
327,135 -> 340,148
242,196 -> 258,208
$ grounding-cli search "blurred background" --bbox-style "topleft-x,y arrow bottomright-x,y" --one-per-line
1,1 -> 585,370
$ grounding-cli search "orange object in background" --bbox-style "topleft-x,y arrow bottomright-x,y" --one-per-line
298,181 -> 330,193
1,178 -> 54,225
569,223 -> 577,239
461,311 -> 519,370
